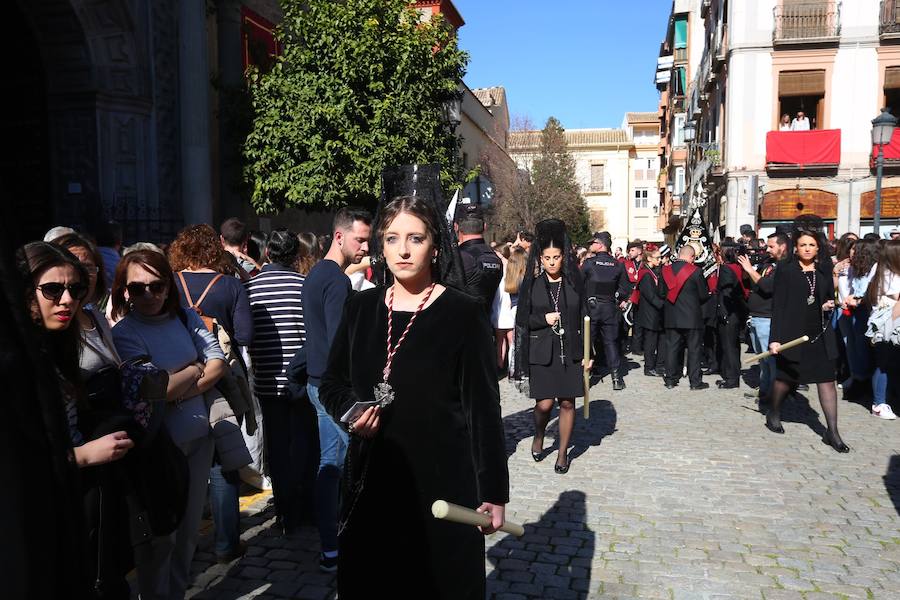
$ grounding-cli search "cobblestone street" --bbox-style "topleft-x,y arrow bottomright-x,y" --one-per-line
183,357 -> 900,599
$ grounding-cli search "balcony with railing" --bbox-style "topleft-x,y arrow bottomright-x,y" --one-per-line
881,0 -> 900,38
773,2 -> 840,45
766,129 -> 841,171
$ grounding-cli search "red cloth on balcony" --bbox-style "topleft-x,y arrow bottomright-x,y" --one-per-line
766,129 -> 841,167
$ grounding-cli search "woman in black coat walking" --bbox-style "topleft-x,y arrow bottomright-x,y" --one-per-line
766,229 -> 847,452
514,220 -> 592,474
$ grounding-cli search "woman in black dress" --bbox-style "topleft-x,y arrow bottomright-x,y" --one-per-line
635,245 -> 665,377
766,229 -> 847,452
320,195 -> 509,600
514,219 -> 591,474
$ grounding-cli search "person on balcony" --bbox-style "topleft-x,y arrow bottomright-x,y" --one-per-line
779,114 -> 792,131
791,111 -> 811,131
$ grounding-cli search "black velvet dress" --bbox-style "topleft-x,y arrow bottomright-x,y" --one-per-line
770,262 -> 837,384
320,286 -> 509,600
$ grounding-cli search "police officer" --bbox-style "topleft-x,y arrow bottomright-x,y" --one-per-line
582,231 -> 630,390
454,202 -> 503,316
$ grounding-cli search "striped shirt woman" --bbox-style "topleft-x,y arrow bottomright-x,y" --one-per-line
246,263 -> 306,399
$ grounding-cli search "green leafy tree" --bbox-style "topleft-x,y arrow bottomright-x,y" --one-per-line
243,0 -> 468,213
495,117 -> 590,243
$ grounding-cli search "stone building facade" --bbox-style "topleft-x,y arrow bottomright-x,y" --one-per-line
4,0 -> 281,246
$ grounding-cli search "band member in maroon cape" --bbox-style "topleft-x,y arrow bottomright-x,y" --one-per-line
659,244 -> 711,390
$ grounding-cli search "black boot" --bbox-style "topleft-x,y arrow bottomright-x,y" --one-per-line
612,374 -> 626,391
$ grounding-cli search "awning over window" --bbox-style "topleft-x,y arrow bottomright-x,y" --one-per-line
778,70 -> 826,97
886,66 -> 900,90
674,17 -> 687,49
766,129 -> 841,168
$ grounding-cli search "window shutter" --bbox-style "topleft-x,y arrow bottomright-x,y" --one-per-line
886,66 -> 900,90
590,164 -> 605,191
674,17 -> 688,49
778,70 -> 826,97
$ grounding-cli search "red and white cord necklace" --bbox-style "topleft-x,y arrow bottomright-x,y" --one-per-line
374,283 -> 436,406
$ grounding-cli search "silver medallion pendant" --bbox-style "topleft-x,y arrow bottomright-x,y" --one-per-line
374,381 -> 395,407
807,295 -> 815,306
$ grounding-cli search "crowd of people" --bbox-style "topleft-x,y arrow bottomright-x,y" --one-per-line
8,194 -> 900,598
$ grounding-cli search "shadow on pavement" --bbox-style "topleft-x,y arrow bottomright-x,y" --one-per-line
188,505 -> 335,600
758,390 -> 827,437
501,399 -> 617,467
884,455 -> 900,517
486,490 -> 594,599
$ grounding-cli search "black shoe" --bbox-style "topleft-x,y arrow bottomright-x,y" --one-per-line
690,382 -> 710,390
701,368 -> 719,376
796,384 -> 809,392
765,417 -> 785,434
822,430 -> 850,453
716,380 -> 739,389
554,456 -> 570,474
644,369 -> 662,377
612,375 -> 626,391
664,381 -> 678,389
531,440 -> 545,462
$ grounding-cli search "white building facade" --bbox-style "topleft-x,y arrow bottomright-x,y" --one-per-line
684,0 -> 900,240
509,118 -> 664,247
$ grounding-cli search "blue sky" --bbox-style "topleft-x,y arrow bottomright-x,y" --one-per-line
453,0 -> 668,130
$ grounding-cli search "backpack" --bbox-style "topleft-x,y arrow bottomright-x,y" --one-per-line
175,273 -> 257,435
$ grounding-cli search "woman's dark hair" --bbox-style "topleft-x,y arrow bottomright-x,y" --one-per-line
866,240 -> 900,306
266,229 -> 301,267
15,242 -> 88,385
835,232 -> 857,262
248,231 -> 267,263
720,242 -> 739,264
110,250 -> 181,320
52,232 -> 107,304
296,232 -> 318,275
849,239 -> 878,280
167,223 -> 236,275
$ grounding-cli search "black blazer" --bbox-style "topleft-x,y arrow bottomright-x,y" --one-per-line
716,264 -> 748,323
659,261 -> 710,330
770,259 -> 838,361
635,268 -> 664,332
526,274 -> 586,367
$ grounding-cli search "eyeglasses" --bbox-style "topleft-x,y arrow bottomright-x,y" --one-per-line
36,282 -> 89,302
126,281 -> 168,297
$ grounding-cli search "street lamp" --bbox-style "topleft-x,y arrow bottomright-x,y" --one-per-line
872,107 -> 898,237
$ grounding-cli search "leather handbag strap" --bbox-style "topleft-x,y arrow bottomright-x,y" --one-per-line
177,271 -> 223,311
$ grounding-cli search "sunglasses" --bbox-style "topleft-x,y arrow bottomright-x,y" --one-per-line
126,281 -> 168,297
36,282 -> 89,302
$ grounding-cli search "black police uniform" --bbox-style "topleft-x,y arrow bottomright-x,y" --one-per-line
581,251 -> 630,379
458,237 -> 503,316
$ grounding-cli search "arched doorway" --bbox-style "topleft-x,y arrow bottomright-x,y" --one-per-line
0,1 -> 52,247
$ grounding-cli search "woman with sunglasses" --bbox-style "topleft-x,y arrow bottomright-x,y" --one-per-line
53,233 -> 143,597
17,241 -> 136,597
110,250 -> 226,600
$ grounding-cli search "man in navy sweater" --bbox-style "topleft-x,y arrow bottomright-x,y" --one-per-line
304,207 -> 371,572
